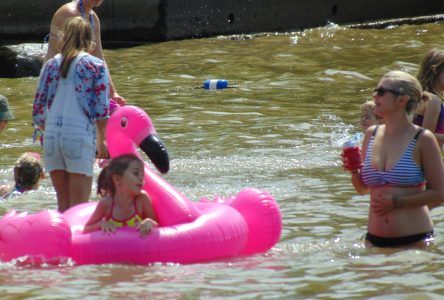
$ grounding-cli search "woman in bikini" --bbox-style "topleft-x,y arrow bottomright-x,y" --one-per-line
83,154 -> 158,237
414,48 -> 444,149
343,70 -> 444,247
45,0 -> 125,106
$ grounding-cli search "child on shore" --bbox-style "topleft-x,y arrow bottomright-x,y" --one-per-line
83,154 -> 158,237
0,152 -> 45,199
0,94 -> 14,134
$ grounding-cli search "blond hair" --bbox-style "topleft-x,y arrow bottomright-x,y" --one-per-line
361,100 -> 383,120
60,16 -> 93,78
382,71 -> 424,114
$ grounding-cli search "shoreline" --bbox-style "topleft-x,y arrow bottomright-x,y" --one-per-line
0,0 -> 443,43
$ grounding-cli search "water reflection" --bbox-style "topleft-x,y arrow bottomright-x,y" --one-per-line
1,22 -> 444,298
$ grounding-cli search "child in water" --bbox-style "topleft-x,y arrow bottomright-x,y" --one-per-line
0,152 -> 45,199
360,100 -> 384,131
83,154 -> 158,237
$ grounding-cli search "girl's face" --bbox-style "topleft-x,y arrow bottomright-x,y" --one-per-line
116,160 -> 145,196
360,110 -> 378,130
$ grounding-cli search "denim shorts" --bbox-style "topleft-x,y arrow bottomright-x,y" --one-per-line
44,117 -> 96,177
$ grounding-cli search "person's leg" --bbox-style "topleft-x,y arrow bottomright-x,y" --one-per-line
50,170 -> 70,212
68,173 -> 92,208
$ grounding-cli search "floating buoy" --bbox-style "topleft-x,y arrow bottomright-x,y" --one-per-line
203,79 -> 229,90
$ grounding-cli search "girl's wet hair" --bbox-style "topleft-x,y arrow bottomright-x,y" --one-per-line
14,152 -> 44,190
97,154 -> 144,197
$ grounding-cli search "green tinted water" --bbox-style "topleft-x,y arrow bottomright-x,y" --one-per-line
1,22 -> 444,298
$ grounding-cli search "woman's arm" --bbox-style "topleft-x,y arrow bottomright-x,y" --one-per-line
403,129 -> 444,209
372,130 -> 444,215
44,3 -> 77,62
90,12 -> 126,105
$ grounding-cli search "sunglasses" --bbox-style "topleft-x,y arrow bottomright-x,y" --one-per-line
373,87 -> 402,97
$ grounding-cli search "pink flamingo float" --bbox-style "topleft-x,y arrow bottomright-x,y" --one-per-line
0,106 -> 282,265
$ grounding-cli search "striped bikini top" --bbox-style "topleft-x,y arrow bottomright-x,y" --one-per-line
106,199 -> 144,228
361,126 -> 425,187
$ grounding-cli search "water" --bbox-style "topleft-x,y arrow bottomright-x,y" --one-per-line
1,22 -> 444,298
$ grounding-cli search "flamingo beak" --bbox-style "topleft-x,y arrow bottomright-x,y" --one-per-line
139,134 -> 170,174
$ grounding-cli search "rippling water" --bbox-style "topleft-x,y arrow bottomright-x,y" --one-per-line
1,22 -> 444,298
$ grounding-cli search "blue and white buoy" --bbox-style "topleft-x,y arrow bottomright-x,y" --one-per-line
203,79 -> 229,90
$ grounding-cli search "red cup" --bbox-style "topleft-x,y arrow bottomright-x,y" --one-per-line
342,146 -> 363,171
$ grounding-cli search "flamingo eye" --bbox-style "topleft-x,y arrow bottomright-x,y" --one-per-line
120,117 -> 128,128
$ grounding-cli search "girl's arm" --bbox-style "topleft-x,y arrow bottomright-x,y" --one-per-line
83,200 -> 109,233
420,95 -> 444,144
137,191 -> 158,237
139,191 -> 158,223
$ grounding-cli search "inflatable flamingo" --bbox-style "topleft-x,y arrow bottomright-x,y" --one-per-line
0,106 -> 282,265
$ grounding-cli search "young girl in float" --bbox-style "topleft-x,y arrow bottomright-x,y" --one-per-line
32,16 -> 109,212
342,70 -> 444,248
0,152 -> 45,199
83,154 -> 158,237
414,48 -> 444,149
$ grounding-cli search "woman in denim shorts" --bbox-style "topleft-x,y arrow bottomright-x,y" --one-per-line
32,16 -> 109,212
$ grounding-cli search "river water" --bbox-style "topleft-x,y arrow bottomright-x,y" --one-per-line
1,22 -> 444,299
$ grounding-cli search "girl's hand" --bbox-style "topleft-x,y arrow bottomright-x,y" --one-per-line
100,220 -> 117,234
371,191 -> 395,216
96,142 -> 109,159
137,218 -> 158,237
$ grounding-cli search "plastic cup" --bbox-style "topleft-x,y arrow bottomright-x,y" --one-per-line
343,146 -> 362,171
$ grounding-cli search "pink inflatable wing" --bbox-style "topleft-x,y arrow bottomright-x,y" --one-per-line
0,210 -> 71,263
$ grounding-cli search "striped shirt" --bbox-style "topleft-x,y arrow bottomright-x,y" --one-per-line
361,126 -> 425,187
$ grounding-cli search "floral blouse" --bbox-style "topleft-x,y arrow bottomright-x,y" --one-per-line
32,52 -> 110,127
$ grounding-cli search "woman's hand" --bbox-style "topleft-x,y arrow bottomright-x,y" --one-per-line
371,191 -> 396,216
111,93 -> 126,106
100,220 -> 117,234
137,218 -> 158,237
341,147 -> 363,172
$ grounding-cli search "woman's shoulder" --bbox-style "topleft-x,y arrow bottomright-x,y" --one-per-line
415,126 -> 438,144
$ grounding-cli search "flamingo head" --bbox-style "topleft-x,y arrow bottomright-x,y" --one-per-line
106,105 -> 169,174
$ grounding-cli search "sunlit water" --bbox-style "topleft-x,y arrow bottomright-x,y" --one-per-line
1,22 -> 444,299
